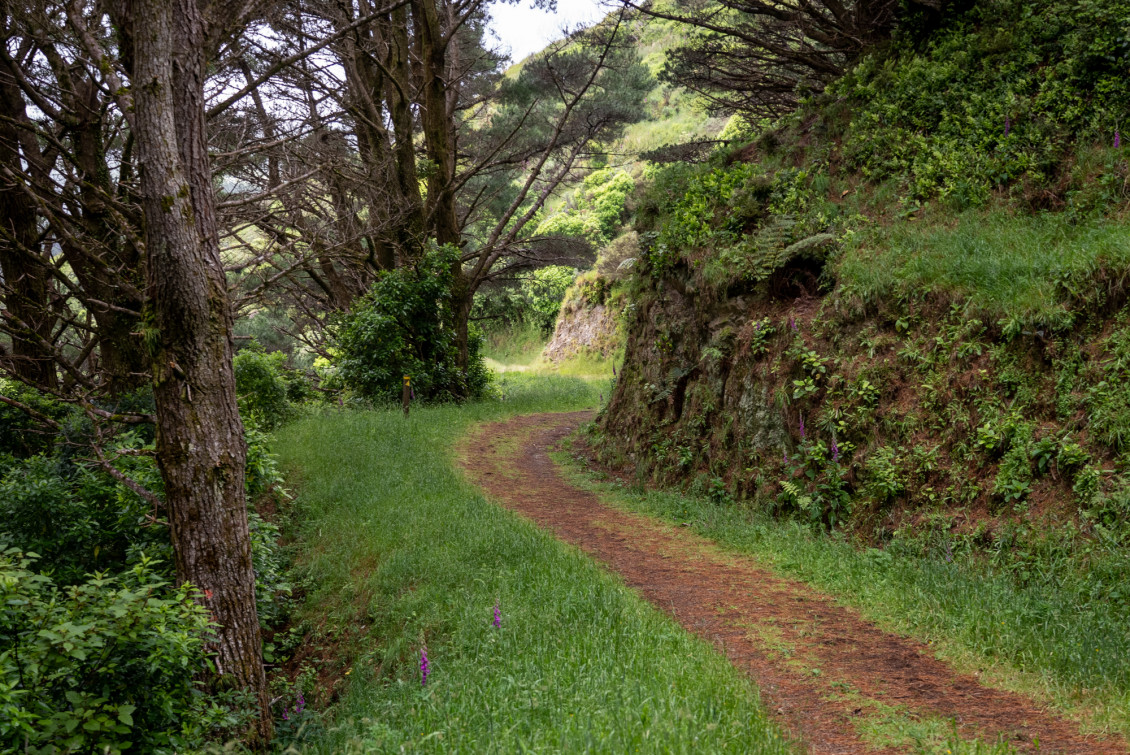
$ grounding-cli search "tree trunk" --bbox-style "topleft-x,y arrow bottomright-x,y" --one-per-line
125,0 -> 270,739
451,268 -> 474,381
412,0 -> 460,247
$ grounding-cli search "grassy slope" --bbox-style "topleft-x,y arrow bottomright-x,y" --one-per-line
482,322 -> 621,379
555,442 -> 1130,741
271,375 -> 792,753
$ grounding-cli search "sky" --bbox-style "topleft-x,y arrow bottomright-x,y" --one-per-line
487,0 -> 609,63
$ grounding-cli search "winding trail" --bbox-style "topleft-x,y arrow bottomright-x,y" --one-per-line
458,411 -> 1126,755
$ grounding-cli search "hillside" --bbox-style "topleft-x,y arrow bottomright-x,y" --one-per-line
591,0 -> 1130,582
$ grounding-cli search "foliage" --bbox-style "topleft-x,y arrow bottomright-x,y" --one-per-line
536,169 -> 636,248
234,345 -> 295,430
0,450 -> 168,586
335,245 -> 491,402
473,265 -> 577,337
0,385 -> 293,746
0,380 -> 71,458
654,0 -> 900,119
832,0 -> 1130,208
0,550 -> 242,754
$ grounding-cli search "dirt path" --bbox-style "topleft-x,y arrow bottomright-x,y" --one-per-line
458,411 -> 1126,755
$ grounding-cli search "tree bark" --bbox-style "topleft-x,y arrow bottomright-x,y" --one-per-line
125,0 -> 270,739
412,0 -> 460,247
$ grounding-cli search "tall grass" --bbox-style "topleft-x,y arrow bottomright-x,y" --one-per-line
271,375 -> 792,753
557,453 -> 1130,738
481,322 -> 546,367
838,212 -> 1130,323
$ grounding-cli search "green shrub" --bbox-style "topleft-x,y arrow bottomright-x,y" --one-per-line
832,0 -> 1130,207
234,345 -> 293,430
0,379 -> 72,458
473,265 -> 577,336
536,169 -> 635,247
0,450 -> 168,586
0,550 -> 243,754
336,245 -> 491,402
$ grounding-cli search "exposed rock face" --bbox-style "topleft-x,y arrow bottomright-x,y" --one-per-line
543,301 -> 620,363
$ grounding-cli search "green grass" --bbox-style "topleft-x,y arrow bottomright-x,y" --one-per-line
481,322 -> 546,367
838,211 -> 1130,325
482,322 -> 622,380
557,441 -> 1130,740
270,375 -> 793,753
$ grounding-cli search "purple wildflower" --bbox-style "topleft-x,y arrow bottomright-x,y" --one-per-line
420,646 -> 429,685
493,602 -> 502,628
410,386 -> 416,401
783,451 -> 789,464
799,415 -> 806,439
612,364 -> 617,376
1117,129 -> 1122,149
831,437 -> 840,463
789,317 -> 798,332
296,690 -> 305,716
282,707 -> 290,721
1003,116 -> 1010,137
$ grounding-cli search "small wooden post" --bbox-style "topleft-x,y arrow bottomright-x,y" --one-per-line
402,375 -> 411,416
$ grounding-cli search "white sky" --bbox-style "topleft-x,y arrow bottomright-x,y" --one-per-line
487,0 -> 609,63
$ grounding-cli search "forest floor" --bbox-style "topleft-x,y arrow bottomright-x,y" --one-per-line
459,411 -> 1127,754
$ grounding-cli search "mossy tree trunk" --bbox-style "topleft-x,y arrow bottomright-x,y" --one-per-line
120,0 -> 270,740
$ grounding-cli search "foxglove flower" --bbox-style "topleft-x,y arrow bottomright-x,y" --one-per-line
421,646 -> 429,686
296,691 -> 305,716
493,602 -> 502,628
1117,129 -> 1122,149
1003,116 -> 1010,137
831,438 -> 840,463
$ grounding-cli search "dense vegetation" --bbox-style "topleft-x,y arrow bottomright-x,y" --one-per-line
4,0 -> 1129,749
0,380 -> 292,751
597,0 -> 1130,632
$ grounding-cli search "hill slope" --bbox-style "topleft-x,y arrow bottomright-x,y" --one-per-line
592,0 -> 1130,597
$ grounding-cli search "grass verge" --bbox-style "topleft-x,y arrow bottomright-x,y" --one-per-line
270,375 -> 793,753
838,211 -> 1130,326
556,437 -> 1130,742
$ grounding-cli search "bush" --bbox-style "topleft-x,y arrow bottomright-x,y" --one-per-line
335,245 -> 491,402
0,550 -> 243,754
234,345 -> 294,430
832,0 -> 1130,207
536,169 -> 635,247
0,379 -> 71,457
0,447 -> 168,587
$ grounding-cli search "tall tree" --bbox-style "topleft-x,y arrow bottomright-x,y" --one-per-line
0,0 -> 274,737
218,1 -> 650,382
105,0 -> 272,737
